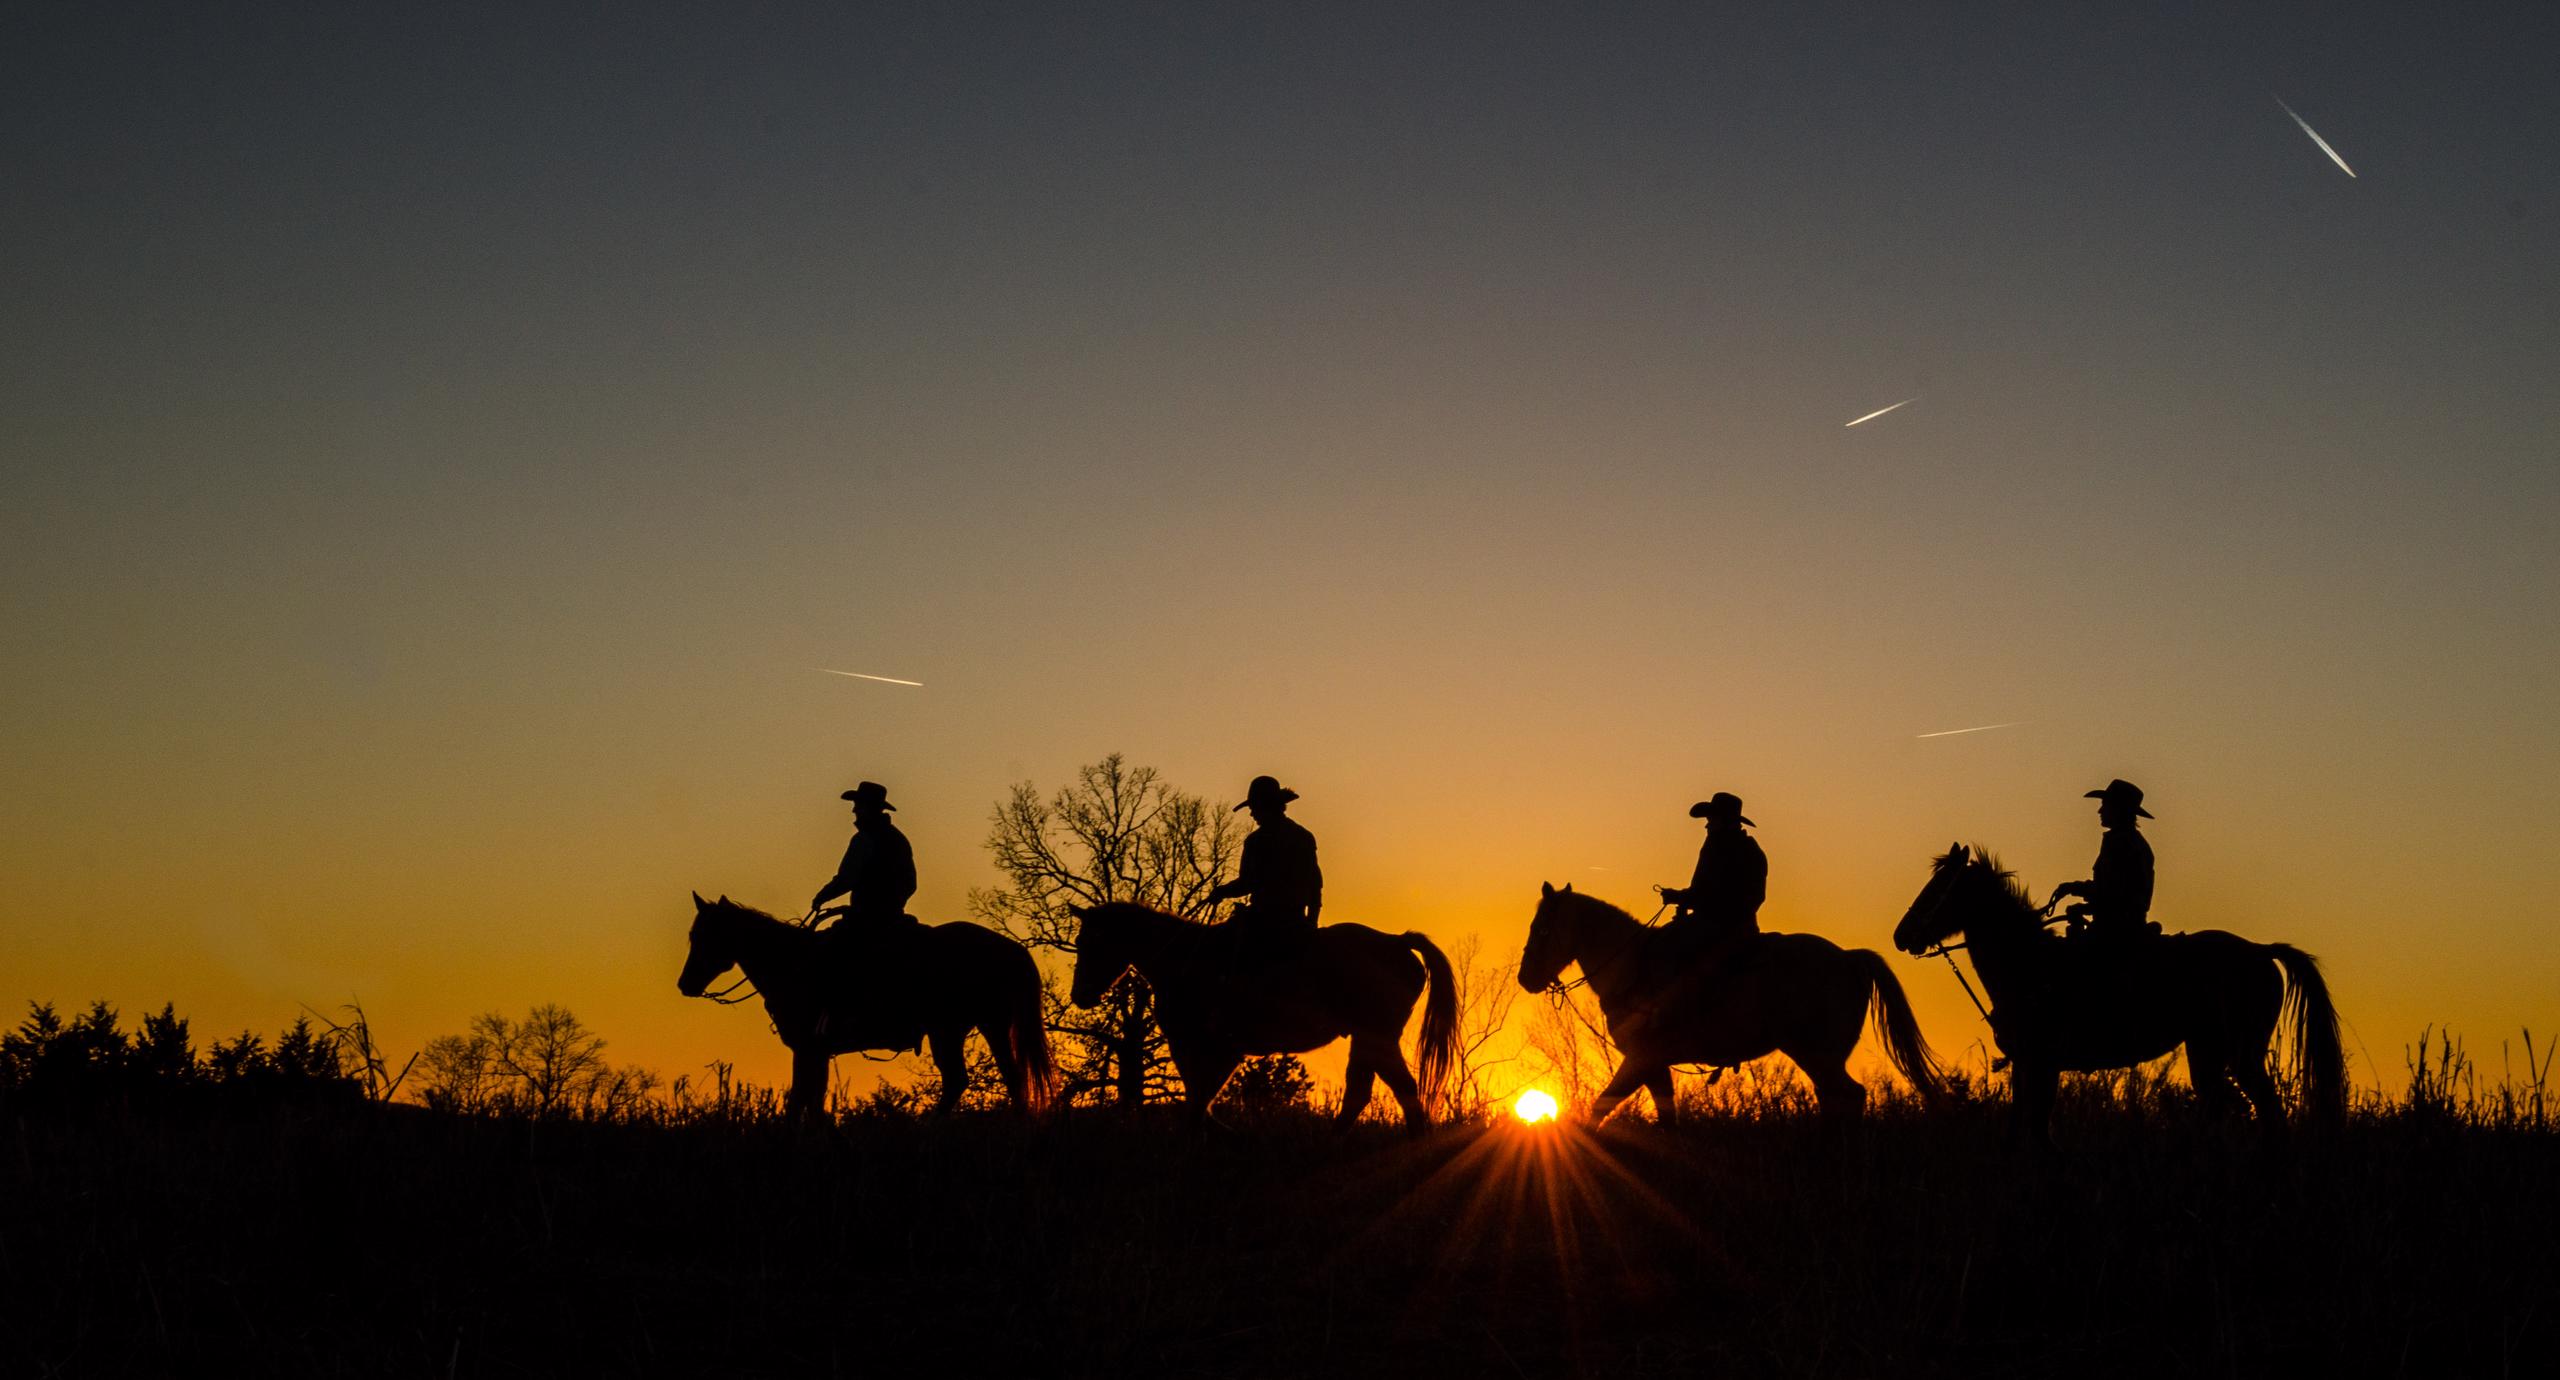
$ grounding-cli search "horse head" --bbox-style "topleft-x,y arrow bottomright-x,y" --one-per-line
1066,902 -> 1132,1009
676,892 -> 742,997
1517,881 -> 1581,992
1894,844 -> 1980,955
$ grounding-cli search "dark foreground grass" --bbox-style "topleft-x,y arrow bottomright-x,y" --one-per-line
3,1091 -> 2554,1378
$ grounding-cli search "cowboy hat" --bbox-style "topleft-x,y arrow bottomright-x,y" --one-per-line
2084,779 -> 2153,818
840,781 -> 896,811
1233,775 -> 1299,812
1689,792 -> 1754,826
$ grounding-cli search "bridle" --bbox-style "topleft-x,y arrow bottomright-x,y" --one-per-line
1904,867 -> 1990,1022
683,903 -> 823,1007
1909,862 -> 2065,1073
1535,897 -> 1668,1003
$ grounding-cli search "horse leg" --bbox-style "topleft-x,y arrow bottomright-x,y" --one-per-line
1642,1067 -> 1679,1127
1370,1038 -> 1431,1133
2229,1049 -> 2291,1144
1797,1053 -> 1868,1128
1174,1040 -> 1241,1125
2011,1063 -> 2060,1152
982,1020 -> 1026,1109
1588,1057 -> 1651,1125
1336,1040 -> 1378,1126
2186,1040 -> 2242,1121
789,1045 -> 832,1124
929,1028 -> 969,1115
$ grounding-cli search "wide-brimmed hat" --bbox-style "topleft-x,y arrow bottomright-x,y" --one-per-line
840,781 -> 896,811
1689,792 -> 1754,826
1234,775 -> 1299,812
2084,779 -> 2152,818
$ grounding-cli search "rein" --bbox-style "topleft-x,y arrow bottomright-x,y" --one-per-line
1542,900 -> 1736,1078
688,903 -> 838,1008
1914,863 -> 2065,1074
1540,900 -> 1668,1002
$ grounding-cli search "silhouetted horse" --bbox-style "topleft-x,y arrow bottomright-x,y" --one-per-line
1068,902 -> 1458,1128
1895,845 -> 2343,1142
1518,883 -> 1943,1124
677,894 -> 1055,1121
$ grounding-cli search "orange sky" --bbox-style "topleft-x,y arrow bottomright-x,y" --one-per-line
5,4 -> 2556,1101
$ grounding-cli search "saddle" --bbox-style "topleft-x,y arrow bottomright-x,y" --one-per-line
813,915 -> 930,1054
1992,927 -> 2173,1052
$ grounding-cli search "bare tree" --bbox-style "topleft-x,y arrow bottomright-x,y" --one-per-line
483,1005 -> 609,1118
1443,935 -> 1525,1121
415,1004 -> 654,1118
971,753 -> 1244,1107
416,1030 -> 501,1114
1523,982 -> 1619,1113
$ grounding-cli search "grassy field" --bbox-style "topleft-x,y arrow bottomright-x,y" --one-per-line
5,1063 -> 2554,1379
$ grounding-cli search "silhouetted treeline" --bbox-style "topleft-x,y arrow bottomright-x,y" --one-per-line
0,1000 -> 359,1109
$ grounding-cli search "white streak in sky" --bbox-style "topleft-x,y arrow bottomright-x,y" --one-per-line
2275,97 -> 2357,178
1845,397 -> 1919,427
817,668 -> 924,687
1915,721 -> 2024,739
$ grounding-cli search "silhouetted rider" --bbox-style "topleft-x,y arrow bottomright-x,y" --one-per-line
1209,775 -> 1322,953
2050,778 -> 2155,942
1657,791 -> 1767,969
813,781 -> 917,929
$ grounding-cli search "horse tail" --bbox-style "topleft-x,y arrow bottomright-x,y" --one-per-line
1402,932 -> 1460,1114
1007,951 -> 1059,1116
2269,943 -> 2345,1127
1856,949 -> 1948,1100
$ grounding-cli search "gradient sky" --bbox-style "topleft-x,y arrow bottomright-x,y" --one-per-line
7,2 -> 2555,1098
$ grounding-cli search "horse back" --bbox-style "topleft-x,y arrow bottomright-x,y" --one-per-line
1308,922 -> 1432,981
917,919 -> 1037,970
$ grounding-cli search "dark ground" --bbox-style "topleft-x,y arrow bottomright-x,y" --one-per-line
3,1093 -> 2553,1378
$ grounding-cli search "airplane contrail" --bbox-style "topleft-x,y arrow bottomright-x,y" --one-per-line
817,668 -> 923,687
1916,721 -> 2024,739
2275,96 -> 2357,178
1845,397 -> 1919,427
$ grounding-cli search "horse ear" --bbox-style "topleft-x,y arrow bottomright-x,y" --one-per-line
718,893 -> 732,904
692,890 -> 705,909
1562,882 -> 1574,894
1540,881 -> 1554,898
1950,843 -> 1966,863
1068,903 -> 1091,920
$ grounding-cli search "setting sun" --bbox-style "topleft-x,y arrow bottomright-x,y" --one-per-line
1513,1089 -> 1560,1124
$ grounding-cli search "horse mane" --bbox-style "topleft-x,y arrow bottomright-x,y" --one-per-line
1933,845 -> 2040,922
1551,889 -> 1642,927
703,896 -> 808,936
